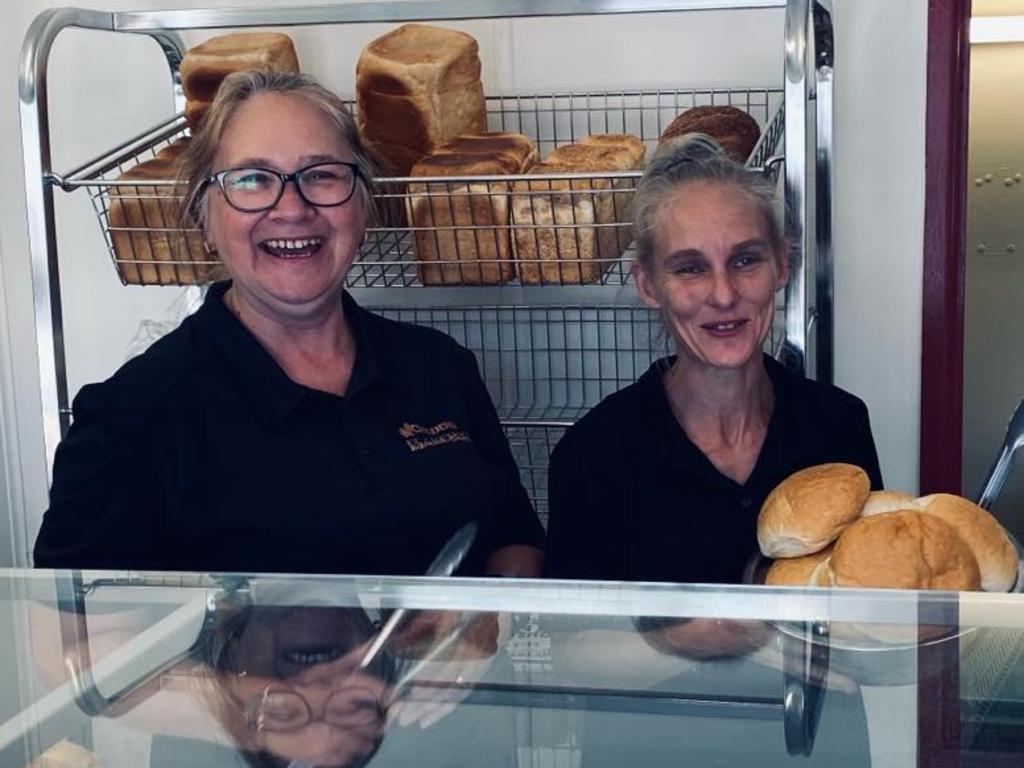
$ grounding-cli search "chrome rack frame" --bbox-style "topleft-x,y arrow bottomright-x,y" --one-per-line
19,0 -> 833,482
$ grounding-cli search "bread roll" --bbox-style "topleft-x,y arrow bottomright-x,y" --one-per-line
107,150 -> 209,285
510,134 -> 644,284
831,510 -> 981,591
757,463 -> 870,558
660,105 -> 761,164
179,33 -> 300,102
356,24 -> 487,176
917,494 -> 1019,592
408,132 -> 536,285
765,546 -> 834,587
860,490 -> 918,517
184,99 -> 212,130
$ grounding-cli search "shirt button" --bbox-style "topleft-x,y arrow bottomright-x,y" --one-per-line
740,496 -> 754,509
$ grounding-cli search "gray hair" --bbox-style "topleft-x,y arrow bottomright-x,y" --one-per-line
178,69 -> 376,229
633,133 -> 784,271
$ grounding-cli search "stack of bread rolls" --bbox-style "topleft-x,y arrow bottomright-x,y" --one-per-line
179,33 -> 300,130
659,105 -> 762,164
407,132 -> 537,285
759,463 -> 1019,592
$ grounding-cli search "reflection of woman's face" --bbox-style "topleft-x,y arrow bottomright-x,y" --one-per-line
205,92 -> 366,325
636,180 -> 788,371
227,607 -> 386,768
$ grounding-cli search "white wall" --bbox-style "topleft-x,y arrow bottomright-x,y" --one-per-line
0,0 -> 927,563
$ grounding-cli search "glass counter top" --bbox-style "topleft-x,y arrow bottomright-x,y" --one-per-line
1,569 -> 1022,768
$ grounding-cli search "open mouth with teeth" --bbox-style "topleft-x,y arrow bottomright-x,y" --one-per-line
281,644 -> 348,666
260,236 -> 326,259
702,319 -> 749,334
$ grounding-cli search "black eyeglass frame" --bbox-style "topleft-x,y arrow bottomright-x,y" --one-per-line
206,161 -> 363,213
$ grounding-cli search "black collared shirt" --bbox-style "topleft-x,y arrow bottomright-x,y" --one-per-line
35,282 -> 543,575
543,355 -> 883,583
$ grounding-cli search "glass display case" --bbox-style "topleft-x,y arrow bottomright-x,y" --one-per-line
1,569 -> 1022,768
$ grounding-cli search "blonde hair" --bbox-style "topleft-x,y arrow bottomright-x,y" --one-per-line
178,69 -> 376,230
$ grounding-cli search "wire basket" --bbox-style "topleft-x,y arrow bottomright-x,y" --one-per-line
67,87 -> 783,288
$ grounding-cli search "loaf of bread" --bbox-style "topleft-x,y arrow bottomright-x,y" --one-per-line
356,24 -> 487,176
408,133 -> 536,285
107,140 -> 209,285
27,739 -> 100,767
860,490 -> 917,517
179,33 -> 300,129
765,545 -> 833,587
757,463 -> 870,558
660,105 -> 762,164
917,494 -> 1019,592
510,134 -> 644,284
831,510 -> 981,591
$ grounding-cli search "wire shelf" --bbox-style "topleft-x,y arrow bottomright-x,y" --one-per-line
67,87 -> 783,288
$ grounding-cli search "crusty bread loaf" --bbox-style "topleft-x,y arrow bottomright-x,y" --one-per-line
660,105 -> 762,164
179,33 -> 300,102
107,147 -> 209,285
356,24 -> 487,176
757,463 -> 871,558
831,510 -> 981,591
184,99 -> 212,131
765,545 -> 834,587
408,132 -> 536,285
917,494 -> 1019,592
27,738 -> 100,768
860,490 -> 918,517
510,134 -> 644,284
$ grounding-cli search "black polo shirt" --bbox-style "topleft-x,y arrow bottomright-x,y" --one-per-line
35,282 -> 543,576
543,355 -> 883,583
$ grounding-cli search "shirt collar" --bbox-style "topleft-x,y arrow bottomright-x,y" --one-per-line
197,281 -> 387,425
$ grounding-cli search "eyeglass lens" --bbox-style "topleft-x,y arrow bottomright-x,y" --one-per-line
220,163 -> 357,211
254,688 -> 382,732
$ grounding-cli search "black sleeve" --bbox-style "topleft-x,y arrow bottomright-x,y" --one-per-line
34,384 -> 165,569
543,430 -> 628,580
842,398 -> 884,491
453,347 -> 544,549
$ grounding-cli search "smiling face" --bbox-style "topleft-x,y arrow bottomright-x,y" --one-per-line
635,180 -> 788,371
205,92 -> 366,324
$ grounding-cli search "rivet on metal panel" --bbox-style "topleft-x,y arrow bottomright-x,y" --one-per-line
1005,178 -> 1014,187
978,244 -> 988,254
975,178 -> 985,187
1015,174 -> 1022,183
1008,244 -> 1017,254
985,174 -> 994,182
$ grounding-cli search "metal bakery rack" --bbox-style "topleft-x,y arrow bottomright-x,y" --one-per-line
20,0 -> 835,523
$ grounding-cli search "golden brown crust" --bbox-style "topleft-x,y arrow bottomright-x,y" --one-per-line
757,463 -> 871,558
179,33 -> 300,102
831,510 -> 981,591
917,494 -> 1019,592
765,546 -> 834,587
659,105 -> 762,163
860,490 -> 918,517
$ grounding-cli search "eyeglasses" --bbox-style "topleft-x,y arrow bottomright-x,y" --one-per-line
208,161 -> 362,212
247,685 -> 384,733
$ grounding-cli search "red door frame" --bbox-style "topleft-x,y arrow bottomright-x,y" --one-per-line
920,0 -> 972,496
918,3 -> 971,768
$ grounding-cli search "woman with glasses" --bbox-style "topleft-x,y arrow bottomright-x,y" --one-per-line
35,70 -> 544,579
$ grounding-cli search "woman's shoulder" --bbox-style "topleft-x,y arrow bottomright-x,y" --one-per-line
768,356 -> 868,414
553,372 -> 660,461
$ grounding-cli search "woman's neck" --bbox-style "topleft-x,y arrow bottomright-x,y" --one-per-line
664,354 -> 774,454
224,286 -> 357,395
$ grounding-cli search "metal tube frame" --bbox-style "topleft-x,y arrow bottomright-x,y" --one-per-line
19,0 -> 832,464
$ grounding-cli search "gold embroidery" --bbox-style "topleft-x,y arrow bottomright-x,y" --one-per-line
399,421 -> 470,452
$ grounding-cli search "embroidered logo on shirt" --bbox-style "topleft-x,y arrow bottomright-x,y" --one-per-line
399,421 -> 471,452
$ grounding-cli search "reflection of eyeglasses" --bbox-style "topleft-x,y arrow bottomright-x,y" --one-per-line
207,161 -> 362,212
247,685 -> 383,733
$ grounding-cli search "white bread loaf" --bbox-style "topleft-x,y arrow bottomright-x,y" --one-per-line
917,493 -> 1019,592
179,33 -> 300,128
860,490 -> 918,517
180,33 -> 299,101
765,545 -> 834,587
510,135 -> 644,284
356,24 -> 486,176
830,510 -> 981,591
408,133 -> 537,285
757,463 -> 870,558
107,141 -> 210,285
